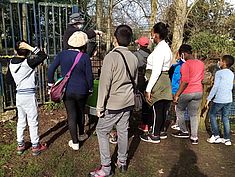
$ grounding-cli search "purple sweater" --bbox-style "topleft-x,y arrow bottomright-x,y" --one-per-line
48,50 -> 93,95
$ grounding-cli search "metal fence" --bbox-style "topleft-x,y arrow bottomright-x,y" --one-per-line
0,0 -> 103,111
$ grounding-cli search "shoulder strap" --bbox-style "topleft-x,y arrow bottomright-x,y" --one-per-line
66,52 -> 83,77
114,50 -> 136,91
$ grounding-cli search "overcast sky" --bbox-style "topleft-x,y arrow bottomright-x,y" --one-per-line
225,0 -> 235,6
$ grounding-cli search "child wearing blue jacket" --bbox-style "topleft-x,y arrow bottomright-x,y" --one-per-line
170,49 -> 189,131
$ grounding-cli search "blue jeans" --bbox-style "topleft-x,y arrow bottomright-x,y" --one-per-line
209,102 -> 232,139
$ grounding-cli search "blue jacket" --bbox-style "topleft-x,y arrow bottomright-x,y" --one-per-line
172,60 -> 184,95
48,50 -> 93,95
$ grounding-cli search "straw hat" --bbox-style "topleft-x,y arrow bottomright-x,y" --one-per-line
68,31 -> 88,48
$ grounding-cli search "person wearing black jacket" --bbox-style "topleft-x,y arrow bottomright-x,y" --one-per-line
63,13 -> 102,56
9,41 -> 47,156
133,36 -> 152,133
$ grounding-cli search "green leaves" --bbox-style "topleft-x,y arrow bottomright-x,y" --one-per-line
189,32 -> 235,58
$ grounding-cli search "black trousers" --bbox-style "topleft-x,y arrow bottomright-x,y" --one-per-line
152,100 -> 171,136
142,101 -> 153,126
64,93 -> 88,143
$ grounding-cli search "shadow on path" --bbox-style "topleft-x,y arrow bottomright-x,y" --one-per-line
168,146 -> 208,177
39,119 -> 68,147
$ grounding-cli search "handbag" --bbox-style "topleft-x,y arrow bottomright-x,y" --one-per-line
114,50 -> 143,112
50,52 -> 83,102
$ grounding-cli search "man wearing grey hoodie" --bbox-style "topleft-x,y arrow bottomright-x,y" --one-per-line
134,37 -> 152,133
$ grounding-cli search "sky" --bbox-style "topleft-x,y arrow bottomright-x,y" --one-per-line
225,0 -> 235,7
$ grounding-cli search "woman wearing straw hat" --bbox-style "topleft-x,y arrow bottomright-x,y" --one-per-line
48,31 -> 93,150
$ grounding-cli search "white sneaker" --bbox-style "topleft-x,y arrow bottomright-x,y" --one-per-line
221,138 -> 232,146
171,124 -> 180,131
78,133 -> 88,141
68,140 -> 79,150
207,135 -> 222,144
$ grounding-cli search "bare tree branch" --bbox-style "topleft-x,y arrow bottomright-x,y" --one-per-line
186,0 -> 200,18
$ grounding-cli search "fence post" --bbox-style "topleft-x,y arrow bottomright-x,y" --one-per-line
0,63 -> 4,113
22,3 -> 27,41
0,96 -> 3,113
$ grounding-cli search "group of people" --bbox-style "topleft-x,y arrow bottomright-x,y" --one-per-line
8,11 -> 234,177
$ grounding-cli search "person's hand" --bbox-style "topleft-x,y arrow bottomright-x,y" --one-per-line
19,42 -> 34,51
205,101 -> 210,109
173,95 -> 179,104
145,92 -> 152,103
94,30 -> 103,36
47,83 -> 53,95
88,89 -> 93,95
96,110 -> 104,118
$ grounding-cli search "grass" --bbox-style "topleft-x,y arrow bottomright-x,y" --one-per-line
0,121 -> 16,177
0,143 -> 16,177
43,102 -> 64,111
13,161 -> 41,177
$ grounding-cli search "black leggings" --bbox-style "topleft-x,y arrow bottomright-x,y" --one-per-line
152,100 -> 171,136
64,93 -> 88,143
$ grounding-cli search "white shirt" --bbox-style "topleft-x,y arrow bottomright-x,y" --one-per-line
146,40 -> 172,92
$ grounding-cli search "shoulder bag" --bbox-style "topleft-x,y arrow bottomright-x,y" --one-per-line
50,52 -> 83,102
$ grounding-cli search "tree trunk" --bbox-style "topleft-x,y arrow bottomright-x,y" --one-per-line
106,0 -> 113,52
96,0 -> 103,30
171,0 -> 199,64
171,0 -> 187,64
0,9 -> 2,50
149,0 -> 157,31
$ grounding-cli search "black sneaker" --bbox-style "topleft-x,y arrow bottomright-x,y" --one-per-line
160,132 -> 167,140
190,138 -> 198,145
140,134 -> 160,143
171,131 -> 189,138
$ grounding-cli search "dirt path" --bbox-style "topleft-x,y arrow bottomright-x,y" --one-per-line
0,108 -> 235,177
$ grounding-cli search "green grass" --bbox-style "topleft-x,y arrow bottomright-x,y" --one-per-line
4,121 -> 16,132
43,102 -> 64,111
0,143 -> 16,177
55,158 -> 75,177
0,121 -> 16,177
13,161 -> 41,177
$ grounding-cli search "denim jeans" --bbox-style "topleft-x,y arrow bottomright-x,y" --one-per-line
176,92 -> 203,139
209,102 -> 232,139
